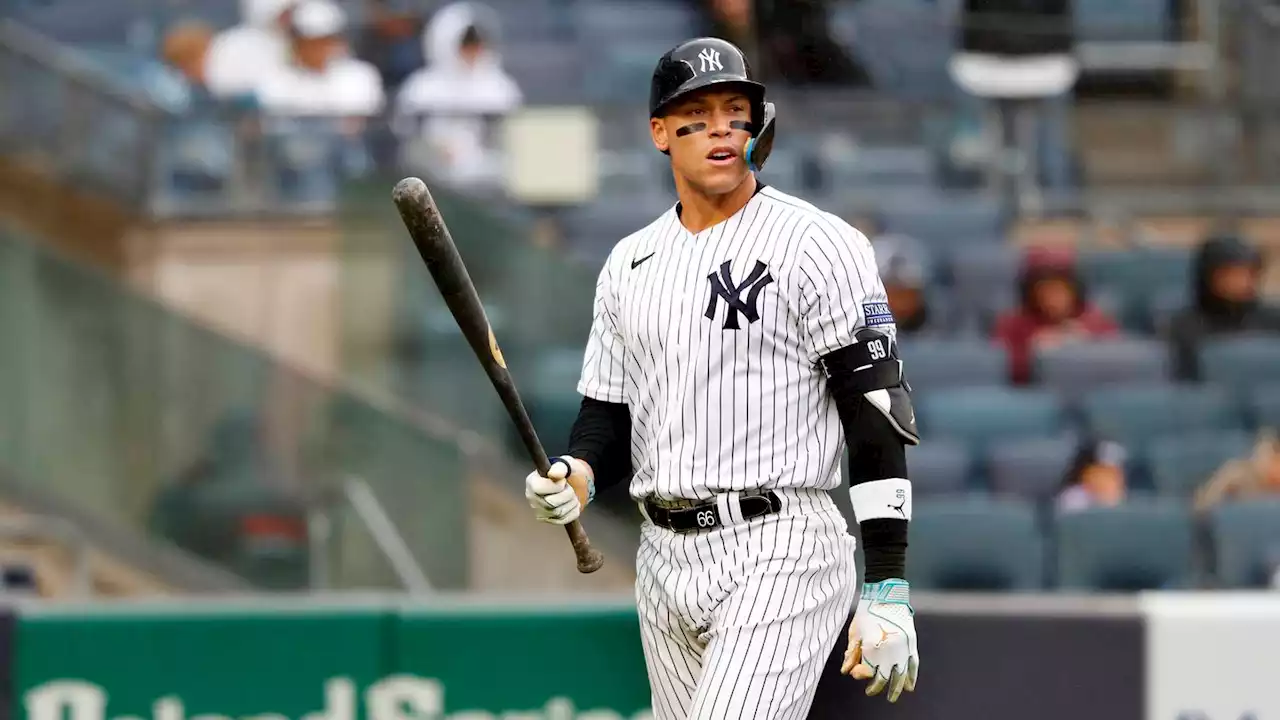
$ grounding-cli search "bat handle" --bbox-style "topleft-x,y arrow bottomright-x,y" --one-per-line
565,520 -> 605,574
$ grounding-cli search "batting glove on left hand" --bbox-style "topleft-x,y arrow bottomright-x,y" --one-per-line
524,455 -> 595,525
842,578 -> 919,703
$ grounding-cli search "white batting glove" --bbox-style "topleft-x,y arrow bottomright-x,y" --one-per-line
842,578 -> 920,703
524,455 -> 595,526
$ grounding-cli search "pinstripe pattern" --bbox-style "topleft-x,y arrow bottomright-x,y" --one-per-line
577,184 -> 882,718
635,490 -> 857,719
577,185 -> 891,502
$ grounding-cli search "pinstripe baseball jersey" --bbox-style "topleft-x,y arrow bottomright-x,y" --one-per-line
577,184 -> 894,502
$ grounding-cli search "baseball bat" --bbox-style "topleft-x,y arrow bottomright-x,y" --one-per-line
391,176 -> 605,575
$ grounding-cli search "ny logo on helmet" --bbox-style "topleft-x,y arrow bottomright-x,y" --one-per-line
698,48 -> 723,73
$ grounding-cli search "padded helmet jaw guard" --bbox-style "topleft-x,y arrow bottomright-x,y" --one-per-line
649,37 -> 777,172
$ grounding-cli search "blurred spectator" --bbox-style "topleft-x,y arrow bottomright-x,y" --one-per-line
255,0 -> 385,118
355,0 -> 427,95
153,21 -> 217,112
1168,234 -> 1280,381
156,21 -> 239,194
205,0 -> 297,100
1056,438 -> 1128,513
752,0 -> 872,86
696,0 -> 755,56
394,1 -> 523,188
871,234 -> 942,337
1193,428 -> 1280,514
993,247 -> 1120,384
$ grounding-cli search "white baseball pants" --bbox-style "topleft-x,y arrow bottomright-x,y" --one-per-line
634,488 -> 858,720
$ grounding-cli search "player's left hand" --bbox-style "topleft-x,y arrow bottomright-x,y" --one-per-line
841,578 -> 919,702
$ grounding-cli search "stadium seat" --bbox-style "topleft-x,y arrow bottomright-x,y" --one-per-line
905,439 -> 973,497
917,387 -> 1065,454
579,2 -> 699,52
1247,383 -> 1280,430
559,197 -> 670,254
1073,0 -> 1172,43
945,243 -> 1020,328
1208,500 -> 1280,588
1053,499 -> 1193,591
876,193 -> 1006,247
828,0 -> 957,101
907,496 -> 1045,590
503,42 -> 585,104
898,339 -> 1007,396
1076,247 -> 1191,330
1199,336 -> 1280,397
1080,383 -> 1242,450
1033,338 -> 1170,398
987,435 -> 1079,503
1147,430 -> 1253,500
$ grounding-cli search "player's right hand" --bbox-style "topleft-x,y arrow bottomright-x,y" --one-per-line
524,455 -> 595,525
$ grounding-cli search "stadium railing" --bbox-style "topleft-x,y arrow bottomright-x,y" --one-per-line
0,225 -> 481,592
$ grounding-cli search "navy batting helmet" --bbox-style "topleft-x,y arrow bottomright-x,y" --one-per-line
649,37 -> 776,172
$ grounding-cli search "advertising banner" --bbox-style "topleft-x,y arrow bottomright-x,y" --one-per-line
15,599 -> 653,720
825,608 -> 1146,720
1144,593 -> 1280,720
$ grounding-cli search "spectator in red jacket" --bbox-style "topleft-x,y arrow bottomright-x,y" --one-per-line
993,247 -> 1120,384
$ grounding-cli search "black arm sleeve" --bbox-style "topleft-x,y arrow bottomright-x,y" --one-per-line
823,349 -> 910,584
566,397 -> 632,494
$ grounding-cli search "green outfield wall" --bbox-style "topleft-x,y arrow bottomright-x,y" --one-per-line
14,598 -> 653,720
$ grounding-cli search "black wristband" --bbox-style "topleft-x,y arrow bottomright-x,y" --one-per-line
861,518 -> 908,583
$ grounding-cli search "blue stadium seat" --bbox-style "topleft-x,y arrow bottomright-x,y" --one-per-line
898,339 -> 1007,396
584,40 -> 675,104
559,197 -> 671,256
1208,500 -> 1280,588
1147,430 -> 1254,500
905,439 -> 973,497
877,193 -> 1006,247
503,42 -> 585,104
945,243 -> 1020,327
579,1 -> 698,49
1073,0 -> 1172,43
918,387 -> 1066,454
484,0 -> 576,41
1248,383 -> 1280,430
987,435 -> 1079,503
829,0 -> 957,101
1054,499 -> 1194,591
1033,338 -> 1170,398
1199,336 -> 1280,397
907,496 -> 1045,590
1081,383 -> 1242,450
1076,247 -> 1191,330
824,145 -> 935,190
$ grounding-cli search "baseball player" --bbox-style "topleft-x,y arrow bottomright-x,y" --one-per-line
525,37 -> 921,719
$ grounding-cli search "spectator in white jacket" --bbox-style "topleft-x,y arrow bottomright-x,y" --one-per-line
394,1 -> 523,188
255,0 -> 385,119
204,0 -> 296,99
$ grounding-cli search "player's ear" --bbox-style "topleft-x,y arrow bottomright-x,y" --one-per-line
650,117 -> 669,154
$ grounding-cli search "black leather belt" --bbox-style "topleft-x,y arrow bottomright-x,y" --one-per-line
643,491 -> 782,533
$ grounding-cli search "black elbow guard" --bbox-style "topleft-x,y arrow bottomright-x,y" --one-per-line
819,328 -> 921,446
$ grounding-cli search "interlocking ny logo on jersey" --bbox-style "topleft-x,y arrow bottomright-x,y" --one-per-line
699,48 -> 723,73
705,260 -> 773,330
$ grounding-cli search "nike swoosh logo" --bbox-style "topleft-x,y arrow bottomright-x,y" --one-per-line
631,252 -> 655,269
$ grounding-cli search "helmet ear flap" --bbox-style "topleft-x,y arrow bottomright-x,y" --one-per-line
746,101 -> 776,172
